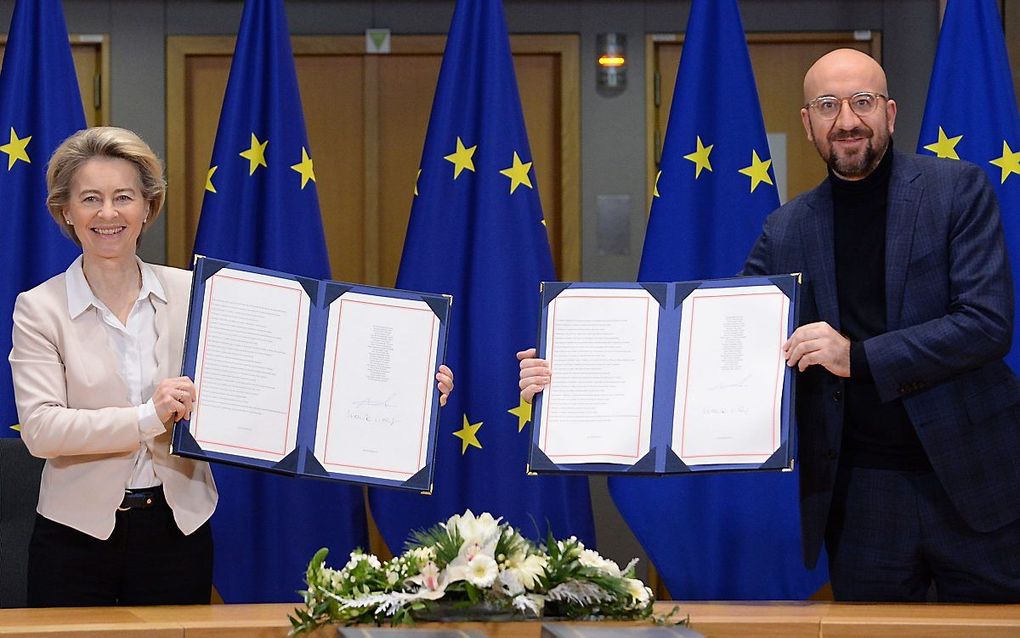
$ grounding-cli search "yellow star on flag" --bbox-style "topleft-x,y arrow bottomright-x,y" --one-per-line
990,141 -> 1020,184
923,126 -> 963,160
653,170 -> 662,198
239,133 -> 268,175
9,424 -> 20,433
205,166 -> 218,193
453,414 -> 483,454
508,397 -> 532,433
414,168 -> 421,196
444,136 -> 476,179
683,136 -> 713,178
500,151 -> 534,194
290,147 -> 316,189
738,149 -> 774,193
0,127 -> 32,170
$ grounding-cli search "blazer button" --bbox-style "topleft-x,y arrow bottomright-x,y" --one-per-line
826,449 -> 838,460
832,390 -> 842,403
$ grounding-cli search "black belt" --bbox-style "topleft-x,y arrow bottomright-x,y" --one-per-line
118,485 -> 166,511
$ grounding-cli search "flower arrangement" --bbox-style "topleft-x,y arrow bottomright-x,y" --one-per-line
289,510 -> 656,634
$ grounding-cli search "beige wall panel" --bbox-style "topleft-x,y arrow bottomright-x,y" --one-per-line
182,54 -> 229,265
297,54 -> 366,283
515,52 -> 562,276
376,52 -> 441,288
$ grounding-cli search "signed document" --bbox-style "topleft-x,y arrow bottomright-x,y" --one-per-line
529,276 -> 797,475
314,292 -> 441,483
173,258 -> 451,491
672,285 -> 789,466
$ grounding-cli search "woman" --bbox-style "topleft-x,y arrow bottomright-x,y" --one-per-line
10,127 -> 454,607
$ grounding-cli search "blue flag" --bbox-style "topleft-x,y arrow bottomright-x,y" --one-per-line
608,0 -> 828,599
918,0 -> 1020,372
193,0 -> 367,602
369,0 -> 595,552
0,0 -> 85,437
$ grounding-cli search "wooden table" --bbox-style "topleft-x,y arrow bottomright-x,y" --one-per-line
1,601 -> 1018,637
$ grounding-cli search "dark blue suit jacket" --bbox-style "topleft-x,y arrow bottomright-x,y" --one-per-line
743,150 -> 1020,568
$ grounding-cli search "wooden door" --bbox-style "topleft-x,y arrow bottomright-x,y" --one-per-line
647,33 -> 881,207
0,35 -> 109,127
166,35 -> 580,284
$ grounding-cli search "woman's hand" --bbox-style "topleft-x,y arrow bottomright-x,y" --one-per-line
152,376 -> 197,424
517,348 -> 550,404
437,364 -> 454,407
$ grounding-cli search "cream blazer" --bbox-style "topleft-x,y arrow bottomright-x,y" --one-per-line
10,263 -> 217,540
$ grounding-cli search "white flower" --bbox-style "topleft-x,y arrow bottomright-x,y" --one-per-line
578,549 -> 621,577
406,561 -> 448,600
447,510 -> 501,548
625,578 -> 651,604
497,568 -> 525,596
504,552 -> 547,591
464,553 -> 498,587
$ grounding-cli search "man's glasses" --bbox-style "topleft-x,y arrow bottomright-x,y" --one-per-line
804,92 -> 888,120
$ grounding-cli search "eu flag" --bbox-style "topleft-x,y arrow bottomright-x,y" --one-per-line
0,0 -> 85,436
193,0 -> 367,602
607,0 -> 828,599
369,0 -> 595,552
918,0 -> 1020,372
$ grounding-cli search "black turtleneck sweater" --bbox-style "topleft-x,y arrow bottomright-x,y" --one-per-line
830,145 -> 932,471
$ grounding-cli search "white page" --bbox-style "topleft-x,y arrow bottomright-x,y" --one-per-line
672,285 -> 789,466
190,268 -> 308,462
313,292 -> 440,482
539,288 -> 658,465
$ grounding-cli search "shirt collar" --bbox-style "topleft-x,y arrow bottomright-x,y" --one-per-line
65,256 -> 167,319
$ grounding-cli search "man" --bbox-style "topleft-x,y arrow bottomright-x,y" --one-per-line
520,49 -> 1020,601
740,47 -> 1020,601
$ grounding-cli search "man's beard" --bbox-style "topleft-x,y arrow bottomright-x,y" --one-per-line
825,127 -> 884,178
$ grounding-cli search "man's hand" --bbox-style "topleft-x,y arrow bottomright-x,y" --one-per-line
783,321 -> 851,377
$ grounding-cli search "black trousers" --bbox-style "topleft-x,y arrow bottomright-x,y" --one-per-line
26,490 -> 213,607
826,466 -> 1020,602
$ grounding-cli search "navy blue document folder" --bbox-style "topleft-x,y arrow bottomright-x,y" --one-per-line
172,257 -> 451,492
529,275 -> 799,475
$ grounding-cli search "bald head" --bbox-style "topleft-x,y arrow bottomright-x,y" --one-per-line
800,48 -> 896,180
803,48 -> 889,104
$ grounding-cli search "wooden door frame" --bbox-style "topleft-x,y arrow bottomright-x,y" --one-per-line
165,34 -> 580,279
644,31 -> 882,212
0,33 -> 110,126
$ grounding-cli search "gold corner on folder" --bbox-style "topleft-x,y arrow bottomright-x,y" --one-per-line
793,272 -> 803,284
193,253 -> 206,267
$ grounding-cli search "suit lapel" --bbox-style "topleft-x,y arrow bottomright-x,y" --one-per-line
885,152 -> 922,329
801,181 -> 841,330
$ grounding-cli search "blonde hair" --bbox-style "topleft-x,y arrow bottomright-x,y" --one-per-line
45,127 -> 166,246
